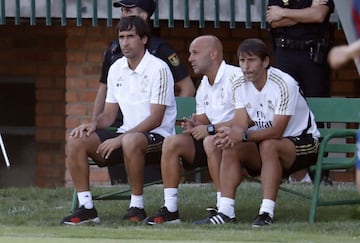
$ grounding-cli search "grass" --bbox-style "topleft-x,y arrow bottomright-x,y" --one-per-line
0,182 -> 360,242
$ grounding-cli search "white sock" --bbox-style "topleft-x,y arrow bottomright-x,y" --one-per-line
218,197 -> 235,219
259,199 -> 275,218
77,191 -> 93,209
216,192 -> 221,209
164,188 -> 178,212
129,194 -> 144,209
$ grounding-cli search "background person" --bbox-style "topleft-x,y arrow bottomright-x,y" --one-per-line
328,0 -> 360,70
328,0 -> 360,193
96,0 -> 195,185
61,16 -> 176,225
144,35 -> 243,225
328,39 -> 360,69
267,0 -> 334,183
193,38 -> 320,226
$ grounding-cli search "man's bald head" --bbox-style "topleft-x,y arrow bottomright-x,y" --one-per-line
188,35 -> 224,79
190,35 -> 223,60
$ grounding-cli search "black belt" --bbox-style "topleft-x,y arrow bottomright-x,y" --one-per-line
274,38 -> 314,50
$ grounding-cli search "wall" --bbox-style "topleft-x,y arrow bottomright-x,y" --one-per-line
0,20 -> 67,187
0,19 -> 358,188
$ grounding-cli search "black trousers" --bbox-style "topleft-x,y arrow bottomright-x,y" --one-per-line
274,47 -> 330,97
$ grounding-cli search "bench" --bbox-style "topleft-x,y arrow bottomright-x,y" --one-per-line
302,97 -> 360,223
175,97 -> 359,223
71,97 -> 360,223
71,97 -> 203,212
249,97 -> 360,223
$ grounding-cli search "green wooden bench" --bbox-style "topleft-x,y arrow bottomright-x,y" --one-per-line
249,97 -> 360,223
71,97 -> 360,224
71,97 -> 201,212
305,97 -> 360,223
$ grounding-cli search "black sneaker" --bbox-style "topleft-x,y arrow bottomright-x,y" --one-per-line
193,212 -> 236,225
60,205 -> 100,226
206,206 -> 218,217
252,212 -> 273,227
122,207 -> 147,222
145,206 -> 181,225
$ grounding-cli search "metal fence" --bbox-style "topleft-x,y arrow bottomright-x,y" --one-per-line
0,0 -> 268,28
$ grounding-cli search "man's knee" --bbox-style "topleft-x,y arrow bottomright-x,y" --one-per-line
259,140 -> 278,154
122,133 -> 147,152
162,134 -> 185,151
203,136 -> 215,152
66,136 -> 85,155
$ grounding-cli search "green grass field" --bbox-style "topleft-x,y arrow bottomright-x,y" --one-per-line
0,182 -> 359,242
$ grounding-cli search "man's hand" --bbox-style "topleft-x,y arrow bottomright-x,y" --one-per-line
70,122 -> 97,138
191,125 -> 208,140
214,126 -> 235,150
96,136 -> 122,159
266,5 -> 285,23
181,116 -> 194,134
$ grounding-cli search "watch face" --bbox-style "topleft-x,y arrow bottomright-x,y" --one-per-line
207,124 -> 215,135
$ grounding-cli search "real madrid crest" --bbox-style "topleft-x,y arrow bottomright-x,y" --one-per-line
141,75 -> 149,93
282,0 -> 289,6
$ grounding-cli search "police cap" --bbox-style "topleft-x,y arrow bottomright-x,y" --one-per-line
113,0 -> 156,17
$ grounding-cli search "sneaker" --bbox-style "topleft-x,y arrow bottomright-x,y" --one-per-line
122,207 -> 147,222
192,212 -> 236,225
252,212 -> 273,227
60,205 -> 100,226
145,206 -> 181,225
206,206 -> 218,217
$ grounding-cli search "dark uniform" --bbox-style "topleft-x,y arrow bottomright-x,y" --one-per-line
268,0 -> 334,97
100,35 -> 190,184
354,0 -> 360,36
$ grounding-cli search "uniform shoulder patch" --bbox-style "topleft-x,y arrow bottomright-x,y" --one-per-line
168,53 -> 181,67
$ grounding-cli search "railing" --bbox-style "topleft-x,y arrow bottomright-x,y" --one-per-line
0,0 -> 268,29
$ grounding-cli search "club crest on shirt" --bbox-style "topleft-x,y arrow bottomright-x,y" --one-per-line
168,53 -> 180,67
282,0 -> 289,6
203,94 -> 209,106
141,75 -> 149,93
116,77 -> 123,87
267,100 -> 275,113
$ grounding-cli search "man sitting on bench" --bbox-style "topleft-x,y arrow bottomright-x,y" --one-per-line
61,16 -> 176,225
193,38 -> 320,227
144,35 -> 243,225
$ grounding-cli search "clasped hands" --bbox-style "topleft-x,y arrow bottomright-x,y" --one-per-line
214,126 -> 245,150
181,116 -> 209,140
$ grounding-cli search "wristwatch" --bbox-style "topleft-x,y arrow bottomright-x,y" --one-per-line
242,131 -> 249,142
207,124 -> 216,135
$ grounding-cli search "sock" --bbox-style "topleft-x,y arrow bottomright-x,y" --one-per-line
164,188 -> 178,212
216,192 -> 221,209
259,199 -> 275,218
77,191 -> 93,209
129,194 -> 144,209
218,197 -> 235,219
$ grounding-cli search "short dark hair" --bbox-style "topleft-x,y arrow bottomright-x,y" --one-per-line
116,15 -> 151,47
237,38 -> 269,61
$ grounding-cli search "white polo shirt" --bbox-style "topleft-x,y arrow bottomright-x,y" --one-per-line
196,61 -> 243,124
234,66 -> 319,138
106,50 -> 176,137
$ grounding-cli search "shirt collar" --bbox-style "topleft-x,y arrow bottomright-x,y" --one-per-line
120,50 -> 151,74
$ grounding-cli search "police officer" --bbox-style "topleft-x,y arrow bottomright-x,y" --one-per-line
267,0 -> 334,183
267,0 -> 334,97
94,0 -> 195,184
